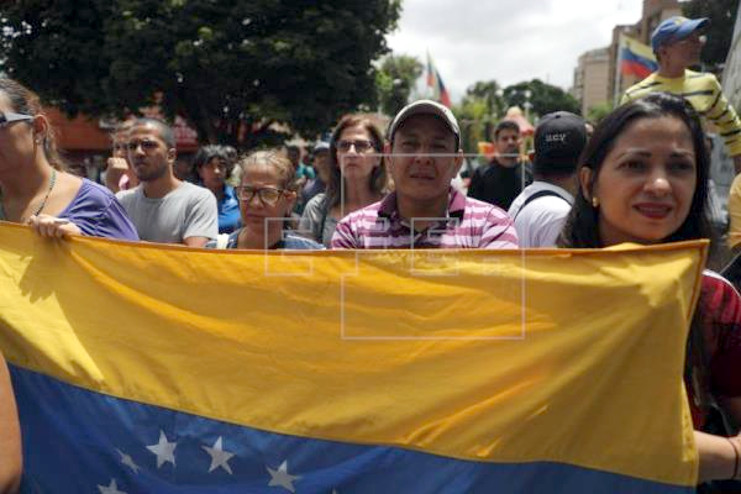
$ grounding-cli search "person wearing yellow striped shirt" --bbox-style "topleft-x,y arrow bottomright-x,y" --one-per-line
621,16 -> 741,173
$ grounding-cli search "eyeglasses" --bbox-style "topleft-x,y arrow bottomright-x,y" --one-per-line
0,111 -> 33,128
336,139 -> 376,153
236,186 -> 286,205
127,139 -> 160,151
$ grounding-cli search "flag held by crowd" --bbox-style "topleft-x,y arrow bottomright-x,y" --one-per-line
619,34 -> 659,79
0,224 -> 704,492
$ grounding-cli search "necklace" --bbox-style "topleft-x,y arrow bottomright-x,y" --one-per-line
0,168 -> 58,222
30,168 -> 57,218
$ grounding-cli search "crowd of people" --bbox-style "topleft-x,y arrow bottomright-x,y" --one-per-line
0,14 -> 740,491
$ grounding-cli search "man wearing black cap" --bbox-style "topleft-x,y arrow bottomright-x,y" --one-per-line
507,112 -> 586,248
622,16 -> 741,173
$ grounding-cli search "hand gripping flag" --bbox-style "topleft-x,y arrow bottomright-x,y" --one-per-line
0,223 -> 703,492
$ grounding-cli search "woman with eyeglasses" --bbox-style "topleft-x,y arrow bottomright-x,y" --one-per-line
559,93 -> 741,485
0,78 -> 138,240
205,150 -> 323,250
192,145 -> 241,234
299,114 -> 388,247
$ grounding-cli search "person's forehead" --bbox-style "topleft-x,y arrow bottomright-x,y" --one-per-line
340,125 -> 371,138
241,164 -> 280,182
609,116 -> 694,153
497,128 -> 519,139
396,114 -> 453,138
129,123 -> 165,141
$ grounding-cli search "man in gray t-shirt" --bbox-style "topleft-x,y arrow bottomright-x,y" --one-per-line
116,118 -> 217,246
117,181 -> 217,244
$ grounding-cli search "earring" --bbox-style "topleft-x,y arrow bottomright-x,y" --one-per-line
591,196 -> 600,208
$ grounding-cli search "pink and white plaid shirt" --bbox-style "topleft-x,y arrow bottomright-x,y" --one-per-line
331,188 -> 519,249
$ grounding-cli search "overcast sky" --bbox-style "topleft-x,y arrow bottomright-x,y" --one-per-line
387,0 -> 645,101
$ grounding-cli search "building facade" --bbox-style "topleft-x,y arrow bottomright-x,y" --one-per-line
572,47 -> 611,118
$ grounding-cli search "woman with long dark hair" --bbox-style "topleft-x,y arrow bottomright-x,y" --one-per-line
560,92 -> 741,484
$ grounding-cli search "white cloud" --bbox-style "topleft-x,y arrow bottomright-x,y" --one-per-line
387,0 -> 643,101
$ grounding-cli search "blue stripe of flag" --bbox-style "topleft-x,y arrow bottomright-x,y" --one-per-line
11,366 -> 692,493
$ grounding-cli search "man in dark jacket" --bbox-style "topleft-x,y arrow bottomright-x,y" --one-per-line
468,120 -> 532,210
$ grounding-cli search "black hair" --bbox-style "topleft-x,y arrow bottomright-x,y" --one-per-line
192,145 -> 230,177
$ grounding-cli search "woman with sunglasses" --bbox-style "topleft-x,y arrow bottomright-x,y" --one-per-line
299,114 -> 388,247
559,93 -> 741,484
0,78 -> 138,240
206,150 -> 322,250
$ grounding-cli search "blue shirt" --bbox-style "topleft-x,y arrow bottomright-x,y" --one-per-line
59,179 -> 139,240
205,230 -> 324,250
217,185 -> 241,234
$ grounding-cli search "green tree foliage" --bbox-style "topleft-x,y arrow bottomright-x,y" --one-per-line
0,0 -> 401,147
376,54 -> 423,117
453,80 -> 506,152
453,97 -> 489,154
465,80 -> 507,121
503,79 -> 580,119
683,0 -> 740,69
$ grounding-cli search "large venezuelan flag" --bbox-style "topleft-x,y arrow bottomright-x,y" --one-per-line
620,34 -> 659,79
0,223 -> 704,492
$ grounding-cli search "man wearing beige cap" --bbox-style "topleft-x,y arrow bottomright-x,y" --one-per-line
331,100 -> 518,249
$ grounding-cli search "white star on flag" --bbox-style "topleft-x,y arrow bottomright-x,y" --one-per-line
202,436 -> 235,474
97,478 -> 127,494
267,460 -> 301,493
146,430 -> 177,469
115,448 -> 141,474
